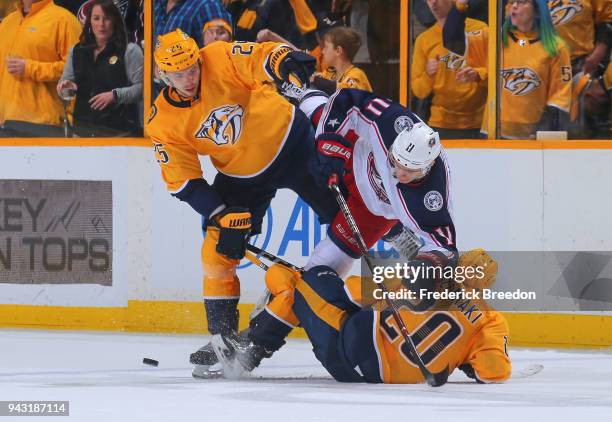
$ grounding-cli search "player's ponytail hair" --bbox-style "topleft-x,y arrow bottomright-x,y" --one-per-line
502,0 -> 562,58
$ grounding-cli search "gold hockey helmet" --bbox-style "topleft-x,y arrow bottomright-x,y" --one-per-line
154,29 -> 200,72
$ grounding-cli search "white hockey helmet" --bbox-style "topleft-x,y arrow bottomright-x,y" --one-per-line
390,122 -> 441,172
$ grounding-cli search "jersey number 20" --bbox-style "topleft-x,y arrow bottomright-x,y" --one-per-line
381,311 -> 462,367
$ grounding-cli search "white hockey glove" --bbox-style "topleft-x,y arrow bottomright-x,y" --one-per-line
383,224 -> 423,260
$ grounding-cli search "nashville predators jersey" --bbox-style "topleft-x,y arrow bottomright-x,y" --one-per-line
548,0 -> 612,59
411,18 -> 488,129
320,65 -> 373,92
345,277 -> 511,384
483,30 -> 572,139
145,41 -> 295,193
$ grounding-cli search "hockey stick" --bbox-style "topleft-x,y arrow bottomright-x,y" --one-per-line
243,250 -> 272,320
246,243 -> 303,272
327,174 -> 449,387
244,250 -> 269,271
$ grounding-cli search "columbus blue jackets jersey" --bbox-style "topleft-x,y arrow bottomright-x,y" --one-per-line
316,89 -> 457,255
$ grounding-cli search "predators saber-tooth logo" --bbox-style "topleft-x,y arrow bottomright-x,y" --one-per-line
439,52 -> 465,71
196,105 -> 245,146
549,0 -> 583,26
501,67 -> 542,96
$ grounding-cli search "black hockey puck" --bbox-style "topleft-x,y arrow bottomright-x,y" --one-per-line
143,358 -> 159,367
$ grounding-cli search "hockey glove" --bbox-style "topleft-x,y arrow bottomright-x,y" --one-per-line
308,132 -> 353,187
276,50 -> 316,88
382,223 -> 424,260
213,207 -> 252,260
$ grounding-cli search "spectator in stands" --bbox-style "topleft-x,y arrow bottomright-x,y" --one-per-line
569,60 -> 610,138
445,0 -> 572,139
226,0 -> 319,50
547,0 -> 610,138
498,0 -> 572,139
57,0 -> 143,137
202,17 -> 232,46
0,0 -> 80,137
547,0 -> 610,76
412,0 -> 487,139
155,0 -> 231,47
76,0 -> 144,46
256,12 -> 344,74
311,26 -> 372,93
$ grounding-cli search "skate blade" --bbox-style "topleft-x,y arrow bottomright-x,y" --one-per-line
210,334 -> 246,380
192,363 -> 224,379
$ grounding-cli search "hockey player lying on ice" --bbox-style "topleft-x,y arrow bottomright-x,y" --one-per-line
213,249 -> 512,384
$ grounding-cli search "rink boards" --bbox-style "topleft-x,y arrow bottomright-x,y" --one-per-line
1,139 -> 612,347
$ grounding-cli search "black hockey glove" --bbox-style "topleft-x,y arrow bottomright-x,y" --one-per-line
308,132 -> 353,188
276,50 -> 316,88
212,207 -> 252,260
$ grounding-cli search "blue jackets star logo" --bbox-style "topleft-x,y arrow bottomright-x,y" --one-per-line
327,118 -> 340,128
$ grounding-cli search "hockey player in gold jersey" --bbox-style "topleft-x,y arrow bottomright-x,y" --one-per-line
145,29 -> 339,377
213,249 -> 511,384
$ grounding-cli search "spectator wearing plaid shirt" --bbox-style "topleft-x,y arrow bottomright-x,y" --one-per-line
154,0 -> 231,47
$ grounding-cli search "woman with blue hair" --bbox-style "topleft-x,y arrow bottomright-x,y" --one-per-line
443,0 -> 572,139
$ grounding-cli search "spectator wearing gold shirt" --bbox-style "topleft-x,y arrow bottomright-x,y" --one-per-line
0,0 -> 80,137
412,0 -> 488,139
311,26 -> 372,94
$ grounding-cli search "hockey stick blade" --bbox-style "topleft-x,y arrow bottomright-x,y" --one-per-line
427,365 -> 450,387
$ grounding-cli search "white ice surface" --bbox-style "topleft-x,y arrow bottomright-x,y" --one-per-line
0,329 -> 611,422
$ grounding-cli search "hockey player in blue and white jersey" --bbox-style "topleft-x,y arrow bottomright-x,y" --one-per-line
301,88 -> 458,275
208,89 -> 461,376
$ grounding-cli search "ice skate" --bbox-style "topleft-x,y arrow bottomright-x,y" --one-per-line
211,332 -> 273,379
190,341 -> 223,379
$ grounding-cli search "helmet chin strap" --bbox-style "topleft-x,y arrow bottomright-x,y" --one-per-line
159,70 -> 200,100
388,154 -> 432,182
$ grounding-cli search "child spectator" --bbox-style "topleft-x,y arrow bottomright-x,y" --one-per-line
312,26 -> 372,94
202,18 -> 232,46
57,0 -> 143,137
0,0 -> 81,137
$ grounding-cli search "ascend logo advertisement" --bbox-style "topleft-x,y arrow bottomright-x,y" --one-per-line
0,180 -> 112,285
238,197 -> 401,270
